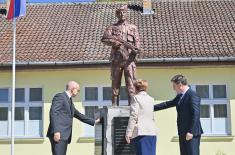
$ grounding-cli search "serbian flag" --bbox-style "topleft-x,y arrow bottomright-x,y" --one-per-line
6,0 -> 26,20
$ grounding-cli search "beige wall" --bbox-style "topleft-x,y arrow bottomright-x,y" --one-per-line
0,66 -> 234,155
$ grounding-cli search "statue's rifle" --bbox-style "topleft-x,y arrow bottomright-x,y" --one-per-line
106,36 -> 142,61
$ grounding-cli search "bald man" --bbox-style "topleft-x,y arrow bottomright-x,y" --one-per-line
47,81 -> 99,155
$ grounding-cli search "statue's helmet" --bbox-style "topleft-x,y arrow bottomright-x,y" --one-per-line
116,5 -> 128,14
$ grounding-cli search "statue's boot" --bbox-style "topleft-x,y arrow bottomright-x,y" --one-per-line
112,96 -> 119,106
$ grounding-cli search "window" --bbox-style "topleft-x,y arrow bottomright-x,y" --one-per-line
85,87 -> 98,101
0,88 -> 43,138
85,106 -> 99,119
103,87 -> 112,101
200,105 -> 210,118
196,85 -> 209,99
0,107 -> 8,121
191,84 -> 229,135
30,88 -> 42,101
0,88 -> 9,102
120,86 -> 128,101
15,88 -> 25,102
29,107 -> 42,120
214,104 -> 227,118
83,86 -> 128,106
15,107 -> 24,120
82,106 -> 99,137
82,85 -> 129,138
213,85 -> 226,98
0,107 -> 8,137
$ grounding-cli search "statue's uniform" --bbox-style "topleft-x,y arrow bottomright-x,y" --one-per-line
102,20 -> 140,105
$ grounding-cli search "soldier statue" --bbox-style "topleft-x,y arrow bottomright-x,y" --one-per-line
101,5 -> 141,106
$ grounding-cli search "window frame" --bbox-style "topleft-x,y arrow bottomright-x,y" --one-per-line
80,106 -> 99,138
0,88 -> 10,103
0,87 -> 44,139
190,84 -> 230,136
83,85 -> 128,106
81,85 -> 129,138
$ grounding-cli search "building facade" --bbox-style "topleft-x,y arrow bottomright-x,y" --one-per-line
0,66 -> 235,155
0,1 -> 235,155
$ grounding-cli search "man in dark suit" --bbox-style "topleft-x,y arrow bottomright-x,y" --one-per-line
154,75 -> 203,155
47,81 -> 100,155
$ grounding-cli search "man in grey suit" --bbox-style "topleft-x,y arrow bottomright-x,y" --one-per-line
47,81 -> 100,155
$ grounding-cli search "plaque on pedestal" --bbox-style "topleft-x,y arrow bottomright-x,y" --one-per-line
113,117 -> 135,155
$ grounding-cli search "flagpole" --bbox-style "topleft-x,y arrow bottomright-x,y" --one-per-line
11,17 -> 16,155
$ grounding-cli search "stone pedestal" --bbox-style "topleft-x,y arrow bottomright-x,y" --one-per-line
95,106 -> 135,155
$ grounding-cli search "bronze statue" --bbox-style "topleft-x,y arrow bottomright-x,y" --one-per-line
101,5 -> 141,106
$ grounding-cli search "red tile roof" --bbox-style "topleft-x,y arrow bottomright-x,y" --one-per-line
0,1 -> 235,65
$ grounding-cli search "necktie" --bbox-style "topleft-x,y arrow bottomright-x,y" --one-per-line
69,98 -> 73,115
177,93 -> 183,105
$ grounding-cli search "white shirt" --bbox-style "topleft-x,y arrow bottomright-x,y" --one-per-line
181,86 -> 189,95
179,86 -> 189,99
65,91 -> 72,99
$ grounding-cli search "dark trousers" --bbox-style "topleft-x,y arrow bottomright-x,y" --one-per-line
49,138 -> 68,155
133,136 -> 157,155
179,135 -> 201,155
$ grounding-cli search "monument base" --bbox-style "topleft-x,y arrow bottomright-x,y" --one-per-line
95,106 -> 135,155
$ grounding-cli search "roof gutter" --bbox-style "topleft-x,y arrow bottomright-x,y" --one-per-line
139,57 -> 235,63
0,60 -> 110,67
0,57 -> 235,67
